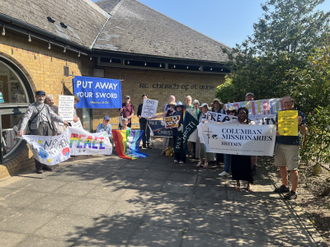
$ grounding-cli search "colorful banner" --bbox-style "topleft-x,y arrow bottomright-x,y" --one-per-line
225,98 -> 283,125
165,116 -> 180,128
58,95 -> 74,121
206,111 -> 237,123
141,99 -> 159,118
22,129 -> 71,166
199,123 -> 276,156
112,129 -> 148,160
278,110 -> 298,136
69,127 -> 112,155
174,109 -> 199,153
147,120 -> 173,137
73,76 -> 122,109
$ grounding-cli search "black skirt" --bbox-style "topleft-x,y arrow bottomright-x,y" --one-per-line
231,155 -> 253,184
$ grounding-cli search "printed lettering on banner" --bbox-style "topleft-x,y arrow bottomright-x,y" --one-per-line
141,99 -> 158,118
164,116 -> 181,128
69,127 -> 112,155
206,111 -> 237,123
22,129 -> 71,165
147,120 -> 173,137
278,110 -> 298,136
199,123 -> 276,156
58,95 -> 74,121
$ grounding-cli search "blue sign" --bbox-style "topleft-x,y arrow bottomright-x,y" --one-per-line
73,76 -> 122,109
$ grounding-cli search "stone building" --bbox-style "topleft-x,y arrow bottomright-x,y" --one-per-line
0,0 -> 231,178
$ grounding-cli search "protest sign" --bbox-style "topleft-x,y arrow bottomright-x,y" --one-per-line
148,120 -> 173,137
206,111 -> 237,123
22,129 -> 71,166
69,127 -> 112,155
73,76 -> 122,109
68,118 -> 83,128
199,123 -> 276,156
278,110 -> 298,136
225,98 -> 284,125
165,116 -> 180,128
58,95 -> 74,121
141,99 -> 158,118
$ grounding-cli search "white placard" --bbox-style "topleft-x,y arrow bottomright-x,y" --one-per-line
141,99 -> 158,119
58,95 -> 74,121
199,123 -> 276,156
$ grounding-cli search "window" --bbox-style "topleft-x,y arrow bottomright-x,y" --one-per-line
0,55 -> 33,163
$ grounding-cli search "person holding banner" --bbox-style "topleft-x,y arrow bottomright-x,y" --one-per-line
188,99 -> 200,158
96,116 -> 112,139
119,95 -> 134,128
137,94 -> 152,149
245,92 -> 258,172
18,90 -> 68,174
218,106 -> 237,176
45,94 -> 65,136
172,101 -> 186,164
274,96 -> 307,200
149,101 -> 176,155
196,103 -> 214,168
225,107 -> 255,192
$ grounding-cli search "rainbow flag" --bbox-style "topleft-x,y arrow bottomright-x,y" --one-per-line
112,129 -> 148,160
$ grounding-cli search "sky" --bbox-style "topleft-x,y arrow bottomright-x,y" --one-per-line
93,0 -> 330,48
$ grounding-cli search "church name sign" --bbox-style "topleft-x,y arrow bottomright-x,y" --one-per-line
139,83 -> 215,90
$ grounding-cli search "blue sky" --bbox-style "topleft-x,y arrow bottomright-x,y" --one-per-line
93,0 -> 330,48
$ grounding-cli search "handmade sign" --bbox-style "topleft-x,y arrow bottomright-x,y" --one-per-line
68,118 -> 83,128
225,98 -> 284,125
22,129 -> 71,165
58,95 -> 74,121
164,116 -> 181,128
278,110 -> 298,136
198,123 -> 276,156
112,129 -> 148,160
147,120 -> 173,137
206,111 -> 237,123
73,76 -> 122,109
69,127 -> 112,155
141,99 -> 158,118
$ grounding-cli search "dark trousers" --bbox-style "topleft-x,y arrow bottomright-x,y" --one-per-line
139,121 -> 151,145
31,122 -> 52,170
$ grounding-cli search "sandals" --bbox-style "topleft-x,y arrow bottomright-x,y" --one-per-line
179,161 -> 185,164
160,150 -> 165,156
174,160 -> 178,163
247,185 -> 254,192
203,163 -> 208,169
196,161 -> 202,167
235,186 -> 241,191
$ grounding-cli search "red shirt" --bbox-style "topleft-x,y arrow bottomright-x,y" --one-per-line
122,103 -> 134,123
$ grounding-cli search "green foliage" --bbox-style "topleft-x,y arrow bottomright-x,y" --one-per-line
215,77 -> 237,103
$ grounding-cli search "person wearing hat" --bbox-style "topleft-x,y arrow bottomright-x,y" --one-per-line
218,106 -> 238,176
119,95 -> 135,128
245,92 -> 258,171
137,94 -> 152,149
195,103 -> 215,168
18,90 -> 68,174
96,116 -> 112,139
149,101 -> 176,155
172,101 -> 187,163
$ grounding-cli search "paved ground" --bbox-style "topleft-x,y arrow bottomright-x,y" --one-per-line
0,140 -> 323,247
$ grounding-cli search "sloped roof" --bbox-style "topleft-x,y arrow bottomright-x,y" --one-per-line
0,0 -> 109,48
94,0 -> 231,63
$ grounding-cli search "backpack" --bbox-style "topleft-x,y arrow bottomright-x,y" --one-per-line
165,146 -> 174,157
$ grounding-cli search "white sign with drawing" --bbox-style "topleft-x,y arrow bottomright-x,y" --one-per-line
141,99 -> 158,119
58,95 -> 74,121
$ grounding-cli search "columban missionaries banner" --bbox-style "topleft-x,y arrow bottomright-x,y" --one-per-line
200,123 -> 276,156
22,129 -> 71,166
73,76 -> 122,109
69,127 -> 112,155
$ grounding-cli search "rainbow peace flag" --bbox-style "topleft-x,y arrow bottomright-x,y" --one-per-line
112,129 -> 148,160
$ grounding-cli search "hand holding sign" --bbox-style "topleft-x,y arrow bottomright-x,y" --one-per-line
278,110 -> 298,136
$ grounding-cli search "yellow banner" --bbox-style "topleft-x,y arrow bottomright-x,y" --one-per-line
278,110 -> 298,136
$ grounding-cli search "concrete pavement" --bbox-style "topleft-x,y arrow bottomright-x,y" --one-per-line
0,140 -> 323,247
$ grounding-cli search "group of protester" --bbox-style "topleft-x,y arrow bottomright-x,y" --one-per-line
18,90 -> 307,200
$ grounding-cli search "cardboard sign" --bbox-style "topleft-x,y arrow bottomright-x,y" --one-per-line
141,99 -> 158,118
278,110 -> 298,136
58,95 -> 74,121
164,116 -> 180,128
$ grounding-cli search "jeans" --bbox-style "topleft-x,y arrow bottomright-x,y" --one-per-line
140,121 -> 151,144
224,154 -> 231,173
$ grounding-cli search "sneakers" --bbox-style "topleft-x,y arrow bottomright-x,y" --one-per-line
274,185 -> 290,193
218,171 -> 229,177
36,169 -> 43,174
284,190 -> 297,200
43,165 -> 53,171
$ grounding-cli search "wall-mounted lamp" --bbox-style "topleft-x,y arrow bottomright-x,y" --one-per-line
159,64 -> 162,68
90,57 -> 92,60
127,61 -> 130,64
110,59 -> 112,63
187,66 -> 189,69
2,25 -> 5,36
63,46 -> 66,53
173,65 -> 176,69
48,43 -> 51,50
78,51 -> 80,57
28,33 -> 32,42
210,68 -> 213,71
144,62 -> 147,66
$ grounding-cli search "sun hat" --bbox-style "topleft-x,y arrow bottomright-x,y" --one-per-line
125,95 -> 130,99
192,99 -> 200,105
226,106 -> 237,113
245,92 -> 254,97
211,98 -> 223,106
175,101 -> 185,110
200,103 -> 210,110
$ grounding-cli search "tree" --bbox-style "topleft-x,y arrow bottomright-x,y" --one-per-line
216,0 -> 330,102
